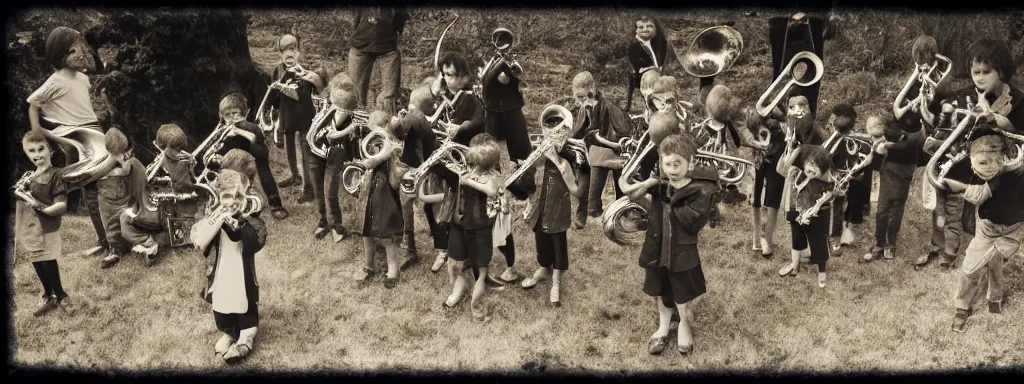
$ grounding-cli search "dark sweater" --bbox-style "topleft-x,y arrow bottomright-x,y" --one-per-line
480,59 -> 524,113
351,8 -> 409,53
975,166 -> 1024,226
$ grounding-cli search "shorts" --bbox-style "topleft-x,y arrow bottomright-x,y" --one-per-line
754,164 -> 784,209
448,224 -> 493,269
485,109 -> 531,161
642,264 -> 707,305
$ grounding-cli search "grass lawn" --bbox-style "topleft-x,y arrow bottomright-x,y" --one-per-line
7,8 -> 1024,374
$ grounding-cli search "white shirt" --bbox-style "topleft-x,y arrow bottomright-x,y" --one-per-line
635,35 -> 659,69
27,70 -> 99,127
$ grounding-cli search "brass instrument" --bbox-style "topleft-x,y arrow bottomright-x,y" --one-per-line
689,118 -> 757,185
340,130 -> 390,196
680,26 -> 744,78
12,170 -> 40,206
796,136 -> 880,225
146,140 -> 166,183
603,131 -> 657,245
893,54 -> 953,120
924,104 -> 1024,190
476,28 -> 524,95
191,122 -> 235,184
399,139 -> 471,196
755,51 -> 824,117
307,104 -> 370,159
504,104 -> 580,189
256,63 -> 312,144
38,125 -> 116,190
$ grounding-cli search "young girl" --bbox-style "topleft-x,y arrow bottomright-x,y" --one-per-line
826,104 -> 872,253
27,26 -> 107,258
740,104 -> 786,258
442,134 -> 502,322
629,133 -> 718,356
16,131 -> 72,316
776,144 -> 836,288
520,127 -> 584,306
191,169 -> 267,363
354,111 -> 406,288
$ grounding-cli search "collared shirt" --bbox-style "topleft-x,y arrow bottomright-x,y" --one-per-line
635,35 -> 659,69
27,70 -> 100,127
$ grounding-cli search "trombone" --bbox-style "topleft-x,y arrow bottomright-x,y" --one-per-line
755,51 -> 824,118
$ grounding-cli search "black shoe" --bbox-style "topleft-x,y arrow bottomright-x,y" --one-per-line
277,177 -> 300,188
270,206 -> 289,220
572,211 -> 586,230
101,254 -> 121,269
313,226 -> 329,240
989,300 -> 1002,314
33,295 -> 58,317
951,308 -> 970,332
401,252 -> 420,270
146,253 -> 160,267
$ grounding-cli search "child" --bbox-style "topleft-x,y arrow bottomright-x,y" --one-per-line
620,110 -> 683,194
741,105 -> 786,257
571,71 -> 631,228
119,124 -> 202,265
96,128 -> 147,269
862,114 -> 924,262
629,133 -> 717,356
268,34 -> 324,205
192,169 -> 267,363
442,133 -> 502,322
701,85 -> 769,204
894,35 -> 941,122
826,104 -> 872,253
215,93 -> 289,220
520,121 -> 584,306
27,26 -> 106,257
353,111 -> 406,288
941,131 -> 1024,332
15,131 -> 72,316
309,74 -> 362,241
776,144 -> 836,288
396,82 -> 447,271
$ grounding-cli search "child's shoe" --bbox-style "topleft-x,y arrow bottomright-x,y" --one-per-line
951,308 -> 971,332
331,227 -> 346,243
778,262 -> 798,277
270,206 -> 289,220
100,253 -> 121,269
401,252 -> 420,270
32,295 -> 58,317
883,247 -> 894,260
989,300 -> 1003,314
313,226 -> 329,240
840,227 -> 856,246
521,268 -> 551,289
277,176 -> 300,188
760,237 -> 773,258
499,267 -> 520,284
430,251 -> 448,273
214,334 -> 235,355
860,248 -> 882,263
817,272 -> 827,288
914,250 -> 939,270
550,281 -> 561,307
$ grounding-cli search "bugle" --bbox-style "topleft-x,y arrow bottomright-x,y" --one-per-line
680,25 -> 744,78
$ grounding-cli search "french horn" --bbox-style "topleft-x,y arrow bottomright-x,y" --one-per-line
893,54 -> 953,120
603,131 -> 657,245
680,26 -> 744,78
755,51 -> 824,118
307,105 -> 370,160
341,130 -> 389,196
795,135 -> 880,225
38,125 -> 117,190
689,118 -> 757,185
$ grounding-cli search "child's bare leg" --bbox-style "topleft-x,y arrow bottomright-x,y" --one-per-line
471,266 -> 489,319
762,208 -> 779,254
550,269 -> 563,306
752,207 -> 763,251
384,239 -> 401,279
355,237 -> 374,280
652,297 -> 674,338
674,302 -> 693,348
445,261 -> 469,307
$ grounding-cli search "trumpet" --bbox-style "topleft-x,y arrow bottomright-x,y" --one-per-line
796,137 -> 879,225
756,51 -> 824,118
12,170 -> 40,206
504,104 -> 580,189
924,106 -> 1024,190
478,28 -> 523,84
893,54 -> 953,120
340,130 -> 390,196
680,25 -> 744,78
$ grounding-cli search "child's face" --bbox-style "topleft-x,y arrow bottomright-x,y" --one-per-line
803,162 -> 822,179
659,153 -> 690,182
164,147 -> 181,161
788,96 -> 810,118
573,86 -> 596,109
219,190 -> 242,214
443,64 -> 471,91
970,60 -> 1002,93
63,40 -> 90,71
221,108 -> 245,125
22,141 -> 52,169
280,46 -> 301,67
635,20 -> 656,40
866,117 -> 885,137
970,151 -> 1003,181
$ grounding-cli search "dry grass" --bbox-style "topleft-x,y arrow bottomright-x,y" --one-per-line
8,8 -> 1024,374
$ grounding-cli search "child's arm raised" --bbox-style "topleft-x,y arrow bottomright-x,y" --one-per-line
547,149 -> 582,197
460,172 -> 499,197
328,115 -> 361,141
28,104 -> 45,135
625,176 -> 659,201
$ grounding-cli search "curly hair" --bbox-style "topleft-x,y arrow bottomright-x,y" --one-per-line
438,52 -> 471,77
105,127 -> 130,155
706,85 -> 734,122
220,149 -> 257,182
467,133 -> 500,171
795,144 -> 834,175
648,110 -> 679,145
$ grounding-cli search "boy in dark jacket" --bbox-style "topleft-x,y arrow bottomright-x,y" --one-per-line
863,114 -> 924,262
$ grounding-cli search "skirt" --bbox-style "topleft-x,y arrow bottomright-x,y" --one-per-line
361,168 -> 404,238
643,264 -> 707,305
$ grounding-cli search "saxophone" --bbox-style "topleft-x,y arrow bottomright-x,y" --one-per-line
795,136 -> 881,225
12,170 -> 40,206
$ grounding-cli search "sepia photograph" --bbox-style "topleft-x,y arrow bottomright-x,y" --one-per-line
4,3 -> 1024,378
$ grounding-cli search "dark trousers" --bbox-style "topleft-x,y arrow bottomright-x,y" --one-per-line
470,234 -> 517,279
403,201 -> 451,251
578,166 -> 624,217
241,144 -> 284,208
534,230 -> 569,271
285,131 -> 314,198
214,302 -> 259,340
348,48 -> 401,115
791,210 -> 831,271
32,260 -> 66,298
307,151 -> 344,230
874,165 -> 915,249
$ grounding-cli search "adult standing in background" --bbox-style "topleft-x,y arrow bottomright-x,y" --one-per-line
349,7 -> 410,115
625,16 -> 683,114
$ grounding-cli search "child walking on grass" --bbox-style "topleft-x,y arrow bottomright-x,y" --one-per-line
15,131 -> 73,317
776,144 -> 836,288
354,111 -> 407,288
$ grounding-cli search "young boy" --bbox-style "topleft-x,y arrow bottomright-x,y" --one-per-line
941,131 -> 1024,332
308,74 -> 361,241
826,104 -> 872,253
119,124 -> 203,265
701,84 -> 768,204
396,83 -> 446,270
215,93 -> 289,220
96,128 -> 147,269
27,26 -> 107,257
862,114 -> 924,262
15,131 -> 73,316
268,34 -> 324,204
630,133 -> 718,356
192,169 -> 267,363
743,104 -> 787,258
571,71 -> 632,228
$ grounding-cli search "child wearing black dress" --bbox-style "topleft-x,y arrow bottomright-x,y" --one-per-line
354,111 -> 406,288
776,144 -> 836,288
629,133 -> 718,357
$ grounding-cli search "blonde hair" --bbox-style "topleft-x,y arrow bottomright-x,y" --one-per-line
648,110 -> 679,145
467,133 -> 500,171
220,149 -> 257,181
640,70 -> 661,94
214,169 -> 249,198
572,71 -> 597,94
105,127 -> 130,155
706,85 -> 733,122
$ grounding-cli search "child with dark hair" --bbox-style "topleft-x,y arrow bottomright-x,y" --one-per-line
307,74 -> 361,241
27,26 -> 107,258
15,131 -> 73,316
743,104 -> 787,258
215,93 -> 289,220
777,144 -> 836,288
942,130 -> 1024,332
433,52 -> 487,147
268,34 -> 324,204
629,133 -> 718,356
862,114 -> 924,262
826,104 -> 872,253
96,128 -> 148,269
396,82 -> 447,270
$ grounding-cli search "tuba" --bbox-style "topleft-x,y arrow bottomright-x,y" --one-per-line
755,51 -> 824,118
680,26 -> 744,78
893,54 -> 953,120
340,129 -> 390,196
602,131 -> 657,245
38,125 -> 117,190
12,170 -> 40,206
